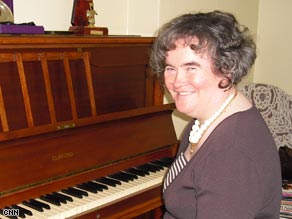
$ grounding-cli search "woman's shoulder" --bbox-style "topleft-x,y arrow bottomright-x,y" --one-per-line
216,106 -> 277,160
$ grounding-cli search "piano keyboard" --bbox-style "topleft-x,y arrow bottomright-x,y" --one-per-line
0,157 -> 173,219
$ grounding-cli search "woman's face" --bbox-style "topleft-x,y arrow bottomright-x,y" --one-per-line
164,39 -> 224,119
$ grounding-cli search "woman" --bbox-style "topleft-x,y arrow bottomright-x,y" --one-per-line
150,11 -> 281,219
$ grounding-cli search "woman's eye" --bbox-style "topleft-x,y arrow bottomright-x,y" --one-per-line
165,67 -> 175,72
187,66 -> 196,71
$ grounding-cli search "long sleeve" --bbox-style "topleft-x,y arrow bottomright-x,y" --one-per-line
162,107 -> 281,219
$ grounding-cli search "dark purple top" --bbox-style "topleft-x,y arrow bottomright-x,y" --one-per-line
163,107 -> 282,219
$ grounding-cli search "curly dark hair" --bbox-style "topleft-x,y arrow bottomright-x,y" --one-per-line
149,10 -> 257,89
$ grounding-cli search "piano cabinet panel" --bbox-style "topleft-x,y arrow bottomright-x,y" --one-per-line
87,45 -> 151,67
90,64 -> 146,114
0,109 -> 177,193
0,61 -> 28,131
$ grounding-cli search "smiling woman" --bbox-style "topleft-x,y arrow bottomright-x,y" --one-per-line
150,11 -> 282,219
163,38 -> 226,119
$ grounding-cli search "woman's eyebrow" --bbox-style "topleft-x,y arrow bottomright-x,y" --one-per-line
181,61 -> 201,67
165,61 -> 200,67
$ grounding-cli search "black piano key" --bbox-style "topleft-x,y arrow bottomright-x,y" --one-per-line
109,172 -> 137,182
34,199 -> 50,210
49,192 -> 68,204
52,192 -> 73,202
35,199 -> 50,210
148,162 -> 164,170
22,201 -> 42,212
40,194 -> 61,206
136,163 -> 161,172
112,172 -> 129,181
108,173 -> 128,182
77,181 -> 108,194
0,208 -> 19,219
95,177 -> 121,187
48,193 -> 67,204
88,181 -> 108,190
8,206 -> 25,219
11,204 -> 32,216
160,157 -> 174,166
22,198 -> 50,212
77,183 -> 98,194
62,187 -> 88,198
125,167 -> 149,176
150,159 -> 170,167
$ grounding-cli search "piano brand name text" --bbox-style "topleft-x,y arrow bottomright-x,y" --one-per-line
52,152 -> 74,161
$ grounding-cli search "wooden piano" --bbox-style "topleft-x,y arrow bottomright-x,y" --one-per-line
0,35 -> 178,219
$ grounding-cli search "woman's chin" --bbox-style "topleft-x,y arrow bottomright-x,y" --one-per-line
175,105 -> 193,117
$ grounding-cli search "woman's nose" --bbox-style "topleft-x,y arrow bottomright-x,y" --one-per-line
173,70 -> 187,88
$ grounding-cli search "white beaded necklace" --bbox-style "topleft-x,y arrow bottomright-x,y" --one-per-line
189,91 -> 237,155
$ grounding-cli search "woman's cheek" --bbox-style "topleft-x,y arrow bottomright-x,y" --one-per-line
165,76 -> 175,90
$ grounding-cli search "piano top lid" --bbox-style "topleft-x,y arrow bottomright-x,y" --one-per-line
0,34 -> 155,49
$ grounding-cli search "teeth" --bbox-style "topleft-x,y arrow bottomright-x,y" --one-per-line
178,91 -> 192,96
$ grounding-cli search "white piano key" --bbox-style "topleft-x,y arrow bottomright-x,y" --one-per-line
64,169 -> 166,218
0,216 -> 15,219
35,199 -> 70,219
100,184 -> 123,192
58,192 -> 88,217
50,195 -> 78,219
35,198 -> 63,216
9,162 -> 170,219
0,215 -> 14,219
18,203 -> 49,219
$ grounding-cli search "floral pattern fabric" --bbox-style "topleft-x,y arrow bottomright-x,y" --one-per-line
238,83 -> 292,150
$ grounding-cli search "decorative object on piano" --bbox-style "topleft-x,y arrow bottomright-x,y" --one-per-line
0,0 -> 44,34
69,0 -> 108,35
0,0 -> 14,23
87,2 -> 97,27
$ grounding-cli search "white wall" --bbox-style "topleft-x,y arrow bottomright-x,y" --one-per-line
13,0 -> 73,31
13,0 -> 258,38
254,0 -> 292,94
14,0 -> 292,139
13,0 -> 159,36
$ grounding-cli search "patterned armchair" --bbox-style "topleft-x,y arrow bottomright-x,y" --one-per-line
238,83 -> 292,150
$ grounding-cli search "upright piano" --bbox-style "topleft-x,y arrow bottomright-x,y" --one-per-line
0,35 -> 178,219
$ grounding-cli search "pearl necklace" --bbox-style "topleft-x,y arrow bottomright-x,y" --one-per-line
189,91 -> 237,155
